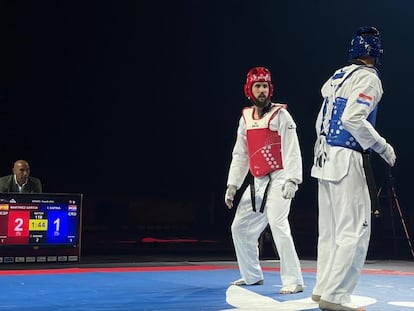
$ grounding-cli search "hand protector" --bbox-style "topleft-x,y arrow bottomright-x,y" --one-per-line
379,143 -> 396,167
282,180 -> 298,199
371,139 -> 396,167
225,185 -> 237,209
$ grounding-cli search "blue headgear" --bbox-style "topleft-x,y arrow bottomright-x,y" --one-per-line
349,26 -> 383,65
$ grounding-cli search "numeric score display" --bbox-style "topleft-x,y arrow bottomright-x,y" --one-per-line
0,193 -> 82,249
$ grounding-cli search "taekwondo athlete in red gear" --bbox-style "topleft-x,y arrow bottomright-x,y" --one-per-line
225,67 -> 304,294
311,27 -> 396,311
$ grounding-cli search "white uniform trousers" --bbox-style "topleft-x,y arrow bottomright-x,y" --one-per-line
313,152 -> 371,304
231,173 -> 303,286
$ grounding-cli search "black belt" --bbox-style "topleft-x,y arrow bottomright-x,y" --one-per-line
249,173 -> 272,213
362,152 -> 380,214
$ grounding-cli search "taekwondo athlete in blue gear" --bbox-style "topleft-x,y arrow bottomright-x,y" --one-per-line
311,26 -> 396,311
225,67 -> 304,294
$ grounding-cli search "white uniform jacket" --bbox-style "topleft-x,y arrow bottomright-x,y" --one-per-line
227,103 -> 302,189
311,64 -> 384,181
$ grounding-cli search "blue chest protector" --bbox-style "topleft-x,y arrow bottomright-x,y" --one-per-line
326,97 -> 378,152
322,66 -> 379,152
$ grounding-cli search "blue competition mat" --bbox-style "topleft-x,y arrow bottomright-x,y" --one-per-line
0,266 -> 413,310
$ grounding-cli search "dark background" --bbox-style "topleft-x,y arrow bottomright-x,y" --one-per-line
1,0 -> 413,259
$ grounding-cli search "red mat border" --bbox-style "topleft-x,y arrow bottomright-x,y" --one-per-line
0,265 -> 413,276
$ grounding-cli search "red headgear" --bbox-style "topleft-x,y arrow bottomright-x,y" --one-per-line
244,67 -> 274,101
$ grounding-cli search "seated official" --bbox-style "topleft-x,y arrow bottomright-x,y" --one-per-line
0,160 -> 42,193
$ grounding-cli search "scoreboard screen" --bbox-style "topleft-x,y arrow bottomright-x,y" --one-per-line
0,192 -> 82,264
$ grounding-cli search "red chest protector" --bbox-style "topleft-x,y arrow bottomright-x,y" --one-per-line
242,104 -> 285,177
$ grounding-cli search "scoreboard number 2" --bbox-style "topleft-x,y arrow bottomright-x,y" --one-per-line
14,218 -> 24,233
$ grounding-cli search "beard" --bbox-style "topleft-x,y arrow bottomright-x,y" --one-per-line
254,95 -> 270,108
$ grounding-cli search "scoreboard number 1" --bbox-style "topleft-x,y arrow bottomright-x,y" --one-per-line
54,218 -> 60,232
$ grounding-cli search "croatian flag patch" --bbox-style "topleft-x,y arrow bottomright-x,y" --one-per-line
357,93 -> 372,106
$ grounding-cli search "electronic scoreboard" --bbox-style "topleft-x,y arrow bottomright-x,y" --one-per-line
0,192 -> 82,264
